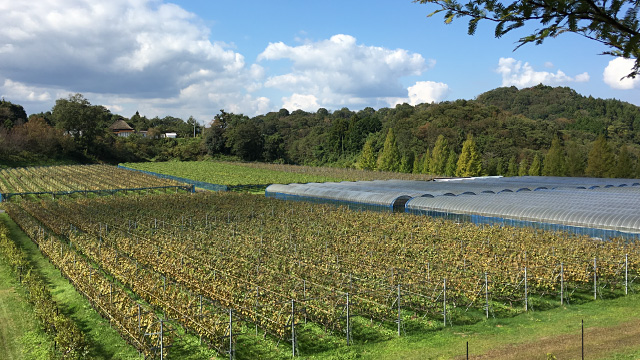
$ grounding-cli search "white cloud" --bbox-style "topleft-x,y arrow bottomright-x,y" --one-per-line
0,0 -> 264,120
259,34 -> 432,109
603,58 -> 639,90
497,57 -> 590,88
387,81 -> 449,107
1,79 -> 52,102
408,81 -> 449,105
282,94 -> 320,112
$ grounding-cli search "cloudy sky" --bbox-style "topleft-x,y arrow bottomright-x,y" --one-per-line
1,0 -> 638,124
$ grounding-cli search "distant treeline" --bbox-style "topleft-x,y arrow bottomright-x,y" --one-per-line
1,84 -> 639,177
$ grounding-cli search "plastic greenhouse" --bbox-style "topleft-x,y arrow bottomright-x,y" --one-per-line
265,176 -> 640,239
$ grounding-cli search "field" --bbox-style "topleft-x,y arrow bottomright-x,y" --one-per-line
4,190 -> 640,358
0,165 -> 190,202
120,161 -> 435,186
0,163 -> 639,359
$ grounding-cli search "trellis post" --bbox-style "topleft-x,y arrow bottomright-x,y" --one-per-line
397,283 -> 401,337
484,272 -> 489,319
291,299 -> 296,357
593,257 -> 597,300
346,292 -> 351,345
625,254 -> 628,295
560,262 -> 564,305
443,278 -> 447,326
228,309 -> 234,360
524,266 -> 528,312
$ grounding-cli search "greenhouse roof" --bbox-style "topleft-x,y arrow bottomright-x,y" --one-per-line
266,176 -> 640,237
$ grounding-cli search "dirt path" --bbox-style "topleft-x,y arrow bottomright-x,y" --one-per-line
466,318 -> 640,359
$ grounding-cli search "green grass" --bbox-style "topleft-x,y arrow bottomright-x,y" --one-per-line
121,160 -> 345,185
0,252 -> 53,360
305,293 -> 640,359
120,160 -> 436,187
0,213 -> 141,360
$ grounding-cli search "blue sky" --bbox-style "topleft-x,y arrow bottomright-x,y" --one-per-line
1,0 -> 638,124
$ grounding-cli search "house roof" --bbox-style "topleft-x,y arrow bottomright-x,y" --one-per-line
109,119 -> 134,131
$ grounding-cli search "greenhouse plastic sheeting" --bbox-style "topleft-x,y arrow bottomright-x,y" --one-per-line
406,188 -> 640,238
266,183 -> 412,211
266,176 -> 640,238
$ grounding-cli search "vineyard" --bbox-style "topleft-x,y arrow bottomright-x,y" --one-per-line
120,161 -> 435,188
0,164 -> 193,202
5,191 -> 640,358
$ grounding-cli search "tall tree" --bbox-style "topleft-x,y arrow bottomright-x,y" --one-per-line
506,156 -> 518,177
225,121 -> 263,161
51,93 -> 111,150
0,99 -> 27,128
542,137 -> 566,176
377,128 -> 401,172
565,141 -> 586,176
528,154 -> 542,176
445,151 -> 458,176
204,110 -> 231,156
455,134 -> 482,177
421,149 -> 432,174
400,152 -> 415,173
518,157 -> 529,176
413,153 -> 423,174
430,134 -> 450,175
614,145 -> 634,178
417,0 -> 640,77
586,135 -> 615,177
357,138 -> 378,171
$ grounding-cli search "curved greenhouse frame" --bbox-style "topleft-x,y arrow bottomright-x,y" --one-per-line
266,176 -> 640,238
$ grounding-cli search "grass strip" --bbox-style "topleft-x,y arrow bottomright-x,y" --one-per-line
0,251 -> 54,360
0,213 -> 141,360
307,293 -> 640,359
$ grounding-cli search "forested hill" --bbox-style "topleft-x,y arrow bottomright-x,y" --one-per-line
476,85 -> 640,137
204,84 -> 640,177
1,85 -> 639,177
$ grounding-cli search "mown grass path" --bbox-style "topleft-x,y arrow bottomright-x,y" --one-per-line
0,259 -> 52,360
0,213 -> 140,360
309,293 -> 640,359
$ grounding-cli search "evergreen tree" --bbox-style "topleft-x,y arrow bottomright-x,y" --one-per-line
455,134 -> 482,177
586,135 -> 614,177
412,153 -> 422,174
429,134 -> 449,175
421,149 -> 431,174
496,157 -> 505,176
614,145 -> 633,178
400,152 -> 414,173
444,151 -> 457,177
565,141 -> 586,177
528,154 -> 542,176
518,157 -> 529,176
377,128 -> 401,172
506,156 -> 518,177
542,137 -> 566,176
357,137 -> 377,170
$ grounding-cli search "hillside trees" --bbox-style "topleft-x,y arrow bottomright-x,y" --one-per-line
0,99 -> 27,128
51,93 -> 111,150
430,134 -> 450,175
357,137 -> 378,170
529,154 -> 542,176
542,137 -> 566,176
377,128 -> 401,172
456,134 -> 482,177
586,135 -> 615,177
